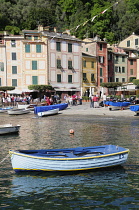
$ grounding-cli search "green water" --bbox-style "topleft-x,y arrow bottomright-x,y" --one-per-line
0,113 -> 139,209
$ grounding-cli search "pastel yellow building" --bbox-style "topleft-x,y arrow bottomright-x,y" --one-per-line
82,53 -> 97,97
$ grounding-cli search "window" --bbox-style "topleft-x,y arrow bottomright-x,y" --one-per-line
57,74 -> 61,82
0,78 -> 1,86
130,60 -> 133,65
36,44 -> 41,53
116,56 -> 118,61
116,78 -> 119,82
57,59 -> 61,69
91,73 -> 95,82
12,66 -> 17,74
100,78 -> 103,83
86,48 -> 88,52
56,42 -> 61,51
99,56 -> 104,63
32,61 -> 37,70
34,36 -> 38,40
68,60 -> 72,69
83,73 -> 87,80
122,56 -> 125,62
127,40 -> 130,47
12,79 -> 17,86
100,68 -> 103,77
32,76 -> 38,85
130,69 -> 133,75
68,75 -> 72,83
122,67 -> 125,73
100,43 -> 103,50
25,44 -> 30,53
83,60 -> 86,67
135,39 -> 138,45
0,62 -> 4,71
12,52 -> 16,60
68,43 -> 72,52
11,40 -> 16,47
26,36 -> 32,40
115,66 -> 121,73
122,78 -> 125,83
91,61 -> 94,68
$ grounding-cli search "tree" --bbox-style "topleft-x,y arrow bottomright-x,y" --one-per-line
0,86 -> 15,97
28,85 -> 55,99
101,82 -> 122,95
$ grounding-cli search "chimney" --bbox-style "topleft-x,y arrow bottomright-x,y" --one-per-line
38,25 -> 43,31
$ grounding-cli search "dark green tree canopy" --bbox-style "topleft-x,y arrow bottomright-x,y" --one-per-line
1,0 -> 139,43
100,82 -> 122,88
133,79 -> 139,86
0,86 -> 15,91
28,85 -> 54,92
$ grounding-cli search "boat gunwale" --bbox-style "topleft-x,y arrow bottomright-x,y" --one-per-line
9,149 -> 130,160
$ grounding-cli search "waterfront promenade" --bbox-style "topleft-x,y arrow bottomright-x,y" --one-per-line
61,102 -> 137,118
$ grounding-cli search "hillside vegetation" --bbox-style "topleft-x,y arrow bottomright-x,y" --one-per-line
1,0 -> 139,43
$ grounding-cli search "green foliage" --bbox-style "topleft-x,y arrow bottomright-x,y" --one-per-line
133,79 -> 139,85
101,82 -> 122,88
1,0 -> 139,43
28,85 -> 54,91
5,25 -> 20,35
0,86 -> 15,91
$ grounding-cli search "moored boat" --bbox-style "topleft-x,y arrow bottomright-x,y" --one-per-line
37,108 -> 59,117
34,103 -> 68,114
104,101 -> 130,110
0,107 -> 13,113
130,105 -> 139,115
0,124 -> 20,134
9,145 -> 129,173
8,108 -> 31,115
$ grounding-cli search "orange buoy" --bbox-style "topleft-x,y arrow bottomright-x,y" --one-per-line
69,129 -> 74,134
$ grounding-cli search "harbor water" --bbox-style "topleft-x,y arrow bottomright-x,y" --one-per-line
0,111 -> 139,209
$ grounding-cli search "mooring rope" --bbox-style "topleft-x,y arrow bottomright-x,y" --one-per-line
0,154 -> 10,164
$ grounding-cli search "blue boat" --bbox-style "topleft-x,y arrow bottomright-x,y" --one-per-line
34,103 -> 68,114
9,145 -> 129,173
104,101 -> 130,110
0,107 -> 13,113
130,105 -> 139,115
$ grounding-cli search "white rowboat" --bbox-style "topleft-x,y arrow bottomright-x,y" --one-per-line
0,124 -> 20,134
8,108 -> 30,115
9,145 -> 129,173
37,108 -> 59,117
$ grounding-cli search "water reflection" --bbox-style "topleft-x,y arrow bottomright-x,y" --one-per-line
0,113 -> 139,209
11,167 -> 127,196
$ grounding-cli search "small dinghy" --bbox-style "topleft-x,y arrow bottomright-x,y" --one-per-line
37,108 -> 59,117
9,145 -> 129,173
0,124 -> 20,134
8,108 -> 30,115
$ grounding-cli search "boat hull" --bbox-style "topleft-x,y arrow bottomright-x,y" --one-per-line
8,109 -> 30,115
38,108 -> 59,117
9,145 -> 129,172
0,124 -> 20,134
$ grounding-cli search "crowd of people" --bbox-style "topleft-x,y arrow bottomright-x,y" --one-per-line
90,93 -> 107,108
0,95 -> 33,107
64,94 -> 82,106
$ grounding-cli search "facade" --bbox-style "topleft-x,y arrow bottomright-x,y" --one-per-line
82,36 -> 108,96
82,53 -> 97,97
0,33 -> 6,86
22,29 -> 48,92
0,27 -> 82,98
41,28 -> 82,98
